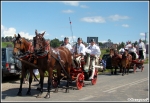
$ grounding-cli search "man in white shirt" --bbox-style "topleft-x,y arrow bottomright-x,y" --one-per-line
61,37 -> 73,53
137,39 -> 146,60
129,44 -> 138,60
73,37 -> 86,68
85,39 -> 101,80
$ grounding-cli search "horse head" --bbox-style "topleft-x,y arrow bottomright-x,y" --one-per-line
34,29 -> 46,53
13,33 -> 30,56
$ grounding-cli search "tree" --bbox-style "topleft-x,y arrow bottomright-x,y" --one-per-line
108,39 -> 111,43
50,38 -> 61,48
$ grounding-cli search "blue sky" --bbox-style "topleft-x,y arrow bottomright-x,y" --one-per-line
1,1 -> 149,45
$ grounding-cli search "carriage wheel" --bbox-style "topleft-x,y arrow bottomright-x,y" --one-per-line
91,69 -> 98,85
76,73 -> 84,90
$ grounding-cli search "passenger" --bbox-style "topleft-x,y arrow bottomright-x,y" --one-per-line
85,39 -> 101,80
73,37 -> 86,68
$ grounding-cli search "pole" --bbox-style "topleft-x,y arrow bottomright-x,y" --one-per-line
69,17 -> 74,45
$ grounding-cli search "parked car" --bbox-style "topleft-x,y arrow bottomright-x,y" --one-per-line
101,54 -> 112,69
2,47 -> 22,80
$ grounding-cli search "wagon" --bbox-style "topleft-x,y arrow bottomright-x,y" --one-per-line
52,54 -> 100,90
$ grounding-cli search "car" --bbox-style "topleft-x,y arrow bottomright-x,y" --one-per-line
2,47 -> 22,80
101,54 -> 112,69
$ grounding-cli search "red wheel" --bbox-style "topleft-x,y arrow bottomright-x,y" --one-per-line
76,73 -> 84,90
91,69 -> 98,85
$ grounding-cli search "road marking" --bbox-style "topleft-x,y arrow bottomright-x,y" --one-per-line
107,90 -> 116,93
103,78 -> 148,93
79,95 -> 95,101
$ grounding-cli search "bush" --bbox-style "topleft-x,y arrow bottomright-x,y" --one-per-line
106,49 -> 109,52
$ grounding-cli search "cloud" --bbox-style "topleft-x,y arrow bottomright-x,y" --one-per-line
80,5 -> 88,8
108,14 -> 129,21
62,1 -> 79,6
99,40 -> 107,43
1,25 -> 16,37
61,35 -> 65,38
140,33 -> 145,36
19,32 -> 34,40
62,9 -> 74,13
122,24 -> 129,27
81,16 -> 106,23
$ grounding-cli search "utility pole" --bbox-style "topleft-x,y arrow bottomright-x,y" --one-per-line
145,32 -> 147,44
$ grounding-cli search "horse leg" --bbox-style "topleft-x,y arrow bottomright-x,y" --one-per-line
65,65 -> 71,93
36,72 -> 44,98
26,69 -> 33,95
122,67 -> 125,76
44,68 -> 53,99
17,68 -> 26,96
111,67 -> 113,75
54,67 -> 61,93
114,67 -> 117,75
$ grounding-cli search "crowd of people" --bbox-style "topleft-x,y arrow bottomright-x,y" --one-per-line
119,39 -> 146,60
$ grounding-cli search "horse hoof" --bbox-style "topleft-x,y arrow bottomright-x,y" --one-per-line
65,89 -> 69,93
17,92 -> 22,96
36,94 -> 42,98
44,94 -> 50,99
122,74 -> 124,76
111,72 -> 113,75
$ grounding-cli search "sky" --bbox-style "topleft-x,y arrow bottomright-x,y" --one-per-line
1,1 -> 149,45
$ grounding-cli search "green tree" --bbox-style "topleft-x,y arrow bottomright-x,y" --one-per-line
50,38 -> 61,48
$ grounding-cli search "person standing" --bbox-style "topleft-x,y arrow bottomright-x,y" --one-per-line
137,39 -> 146,60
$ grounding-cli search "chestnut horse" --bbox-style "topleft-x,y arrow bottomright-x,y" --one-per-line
13,34 -> 40,96
109,48 -> 122,75
33,30 -> 72,98
121,49 -> 132,76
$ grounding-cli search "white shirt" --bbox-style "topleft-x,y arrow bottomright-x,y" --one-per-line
138,42 -> 145,50
125,44 -> 132,50
74,43 -> 86,55
129,47 -> 137,53
119,48 -> 125,53
64,43 -> 73,52
86,44 -> 101,57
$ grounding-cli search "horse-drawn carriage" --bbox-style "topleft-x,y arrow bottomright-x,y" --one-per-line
13,31 -> 99,98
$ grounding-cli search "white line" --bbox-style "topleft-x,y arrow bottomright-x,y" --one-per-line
79,95 -> 95,101
103,78 -> 148,93
107,90 -> 116,93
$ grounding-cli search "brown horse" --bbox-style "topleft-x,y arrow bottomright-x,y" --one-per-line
33,30 -> 72,98
121,49 -> 132,76
109,48 -> 122,75
13,34 -> 40,96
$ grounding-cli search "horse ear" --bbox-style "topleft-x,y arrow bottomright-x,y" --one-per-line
18,33 -> 21,38
41,31 -> 46,36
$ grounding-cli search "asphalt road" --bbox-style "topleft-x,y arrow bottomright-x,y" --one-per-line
1,64 -> 149,102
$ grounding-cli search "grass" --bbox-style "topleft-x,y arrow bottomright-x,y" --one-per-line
2,42 -> 14,48
144,58 -> 149,64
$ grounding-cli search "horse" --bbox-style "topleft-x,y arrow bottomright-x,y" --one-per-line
121,49 -> 132,76
109,48 -> 122,75
33,30 -> 72,98
13,34 -> 40,96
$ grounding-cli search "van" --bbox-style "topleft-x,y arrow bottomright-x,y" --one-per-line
2,47 -> 22,80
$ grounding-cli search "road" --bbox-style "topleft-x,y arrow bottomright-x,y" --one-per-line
1,64 -> 149,102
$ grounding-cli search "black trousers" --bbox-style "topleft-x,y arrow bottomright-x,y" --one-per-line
139,50 -> 144,59
129,52 -> 136,60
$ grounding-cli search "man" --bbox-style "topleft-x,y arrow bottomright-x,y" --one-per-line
61,37 -> 73,53
73,37 -> 86,68
129,44 -> 138,60
137,39 -> 146,60
86,39 -> 101,80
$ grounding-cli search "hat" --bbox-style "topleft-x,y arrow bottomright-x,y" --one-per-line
91,39 -> 95,42
77,37 -> 82,41
64,37 -> 69,40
